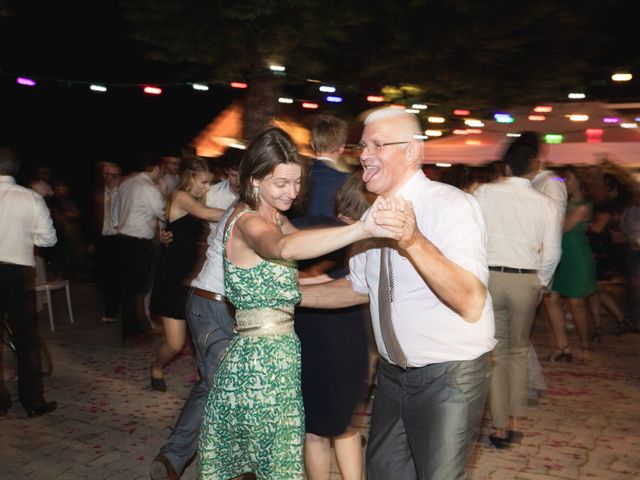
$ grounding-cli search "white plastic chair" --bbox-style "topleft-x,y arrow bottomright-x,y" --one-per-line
35,256 -> 74,332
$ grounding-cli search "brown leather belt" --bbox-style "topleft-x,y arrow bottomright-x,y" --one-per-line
192,287 -> 227,303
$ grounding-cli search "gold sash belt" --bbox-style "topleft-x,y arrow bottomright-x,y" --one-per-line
235,306 -> 295,337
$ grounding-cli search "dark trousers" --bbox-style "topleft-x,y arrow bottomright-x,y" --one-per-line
0,263 -> 46,409
625,249 -> 640,326
366,354 -> 490,480
97,235 -> 120,318
117,235 -> 153,339
160,290 -> 236,474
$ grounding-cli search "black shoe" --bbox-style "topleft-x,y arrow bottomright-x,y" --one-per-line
25,401 -> 57,418
150,453 -> 179,480
508,430 -> 524,444
122,333 -> 148,346
488,435 -> 510,449
150,368 -> 167,392
0,399 -> 11,416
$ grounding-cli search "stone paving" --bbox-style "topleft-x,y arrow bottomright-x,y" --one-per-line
1,280 -> 639,479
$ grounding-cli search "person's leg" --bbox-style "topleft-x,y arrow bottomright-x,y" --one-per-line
366,361 -> 416,480
566,297 -> 593,363
598,288 -> 626,327
588,292 -> 602,340
405,354 -> 490,480
153,293 -> 235,477
0,265 -> 46,409
119,236 -> 140,339
487,272 -> 509,438
625,249 -> 640,329
102,235 -> 121,319
543,292 -> 571,359
150,317 -> 187,381
507,274 -> 542,432
333,429 -> 363,480
303,433 -> 331,480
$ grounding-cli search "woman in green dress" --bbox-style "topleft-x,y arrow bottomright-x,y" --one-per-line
198,128 -> 393,480
546,167 -> 597,365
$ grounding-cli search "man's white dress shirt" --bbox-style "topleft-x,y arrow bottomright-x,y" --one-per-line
531,170 -> 567,222
0,176 -> 57,266
348,170 -> 496,367
473,176 -> 562,287
112,172 -> 165,239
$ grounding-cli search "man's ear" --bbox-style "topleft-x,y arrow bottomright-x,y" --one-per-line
504,164 -> 514,177
404,141 -> 421,166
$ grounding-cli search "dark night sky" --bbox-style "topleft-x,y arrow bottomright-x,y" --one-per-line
1,1 -> 639,236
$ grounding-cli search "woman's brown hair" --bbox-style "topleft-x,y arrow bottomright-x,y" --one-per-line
238,127 -> 307,210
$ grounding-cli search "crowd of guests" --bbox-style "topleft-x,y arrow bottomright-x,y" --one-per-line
2,107 -> 640,480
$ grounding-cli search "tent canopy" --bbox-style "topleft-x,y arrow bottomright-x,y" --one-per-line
191,101 -> 313,157
423,102 -> 640,166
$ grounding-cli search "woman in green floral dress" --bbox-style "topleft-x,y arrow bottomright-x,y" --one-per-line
198,128 -> 393,480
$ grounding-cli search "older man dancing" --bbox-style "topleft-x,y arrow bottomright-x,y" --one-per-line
300,107 -> 495,479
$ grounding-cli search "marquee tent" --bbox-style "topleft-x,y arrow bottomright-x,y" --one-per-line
191,101 -> 313,157
423,102 -> 640,166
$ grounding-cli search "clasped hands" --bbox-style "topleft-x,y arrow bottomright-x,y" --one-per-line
362,196 -> 418,249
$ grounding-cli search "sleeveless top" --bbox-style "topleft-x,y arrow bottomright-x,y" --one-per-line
223,210 -> 301,310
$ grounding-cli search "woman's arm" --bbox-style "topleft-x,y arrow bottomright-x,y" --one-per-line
174,191 -> 225,222
563,204 -> 590,232
238,199 -> 391,261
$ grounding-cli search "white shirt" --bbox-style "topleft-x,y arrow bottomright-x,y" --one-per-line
162,173 -> 180,195
206,179 -> 238,210
531,170 -> 567,222
348,170 -> 496,367
473,177 -> 562,286
112,172 -> 165,239
0,176 -> 57,266
190,181 -> 239,293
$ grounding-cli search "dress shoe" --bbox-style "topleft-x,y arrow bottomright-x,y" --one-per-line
150,453 -> 179,480
122,333 -> 148,346
25,401 -> 57,418
150,367 -> 167,392
488,434 -> 510,449
508,430 -> 524,444
0,399 -> 11,416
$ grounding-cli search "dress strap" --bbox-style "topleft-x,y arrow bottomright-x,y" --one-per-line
224,209 -> 256,243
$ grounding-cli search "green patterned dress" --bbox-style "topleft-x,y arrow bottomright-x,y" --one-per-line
198,210 -> 304,480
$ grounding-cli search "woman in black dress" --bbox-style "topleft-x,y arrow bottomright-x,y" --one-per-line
148,156 -> 225,391
293,115 -> 372,480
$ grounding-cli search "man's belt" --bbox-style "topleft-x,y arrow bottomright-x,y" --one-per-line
489,266 -> 537,274
192,287 -> 227,303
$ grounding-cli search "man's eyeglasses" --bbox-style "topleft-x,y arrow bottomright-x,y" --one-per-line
354,141 -> 410,155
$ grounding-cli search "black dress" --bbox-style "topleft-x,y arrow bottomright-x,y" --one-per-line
292,160 -> 369,437
149,214 -> 203,320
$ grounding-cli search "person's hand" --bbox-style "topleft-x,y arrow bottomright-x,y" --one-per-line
159,230 -> 173,245
361,197 -> 397,239
372,196 -> 420,250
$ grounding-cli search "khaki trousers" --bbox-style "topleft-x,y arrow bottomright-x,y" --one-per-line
488,271 -> 542,429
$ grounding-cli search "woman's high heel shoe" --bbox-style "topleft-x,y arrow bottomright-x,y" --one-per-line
617,317 -> 629,335
591,326 -> 604,343
581,347 -> 594,365
548,347 -> 572,363
617,316 -> 639,335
